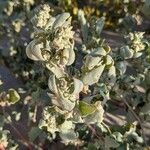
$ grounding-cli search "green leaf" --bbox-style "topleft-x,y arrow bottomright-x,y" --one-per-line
79,101 -> 96,117
7,89 -> 20,104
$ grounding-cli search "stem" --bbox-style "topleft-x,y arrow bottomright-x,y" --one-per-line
2,106 -> 43,150
120,96 -> 148,147
87,124 -> 104,141
102,122 -> 111,134
2,107 -> 32,150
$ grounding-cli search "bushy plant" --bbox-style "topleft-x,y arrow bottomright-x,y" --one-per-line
0,1 -> 150,150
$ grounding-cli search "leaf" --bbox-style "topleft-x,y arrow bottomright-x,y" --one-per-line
85,55 -> 102,70
7,89 -> 20,104
53,13 -> 70,29
105,55 -> 113,66
59,129 -> 78,144
82,64 -> 105,85
29,127 -> 42,142
79,101 -> 97,117
46,63 -> 65,78
107,65 -> 116,86
96,17 -> 105,35
26,40 -> 43,61
48,75 -> 58,94
116,61 -> 127,75
83,101 -> 104,124
66,47 -> 75,66
91,47 -> 107,57
73,78 -> 83,96
120,46 -> 134,59
78,10 -> 88,42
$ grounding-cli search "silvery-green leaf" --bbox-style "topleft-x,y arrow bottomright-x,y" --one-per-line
57,92 -> 76,111
112,132 -> 123,143
52,13 -> 70,29
60,99 -> 76,111
120,46 -> 134,59
79,101 -> 97,117
116,61 -> 127,75
31,41 -> 45,61
105,55 -> 114,66
85,55 -> 102,70
108,65 -> 116,85
48,75 -> 58,94
78,9 -> 88,42
47,93 -> 62,109
130,132 -> 143,143
39,113 -> 58,135
26,40 -> 45,61
48,92 -> 75,111
91,47 -> 107,56
46,63 -> 65,78
133,52 -> 143,58
59,120 -> 75,131
96,17 -> 105,35
26,41 -> 40,61
62,48 -> 70,65
66,47 -> 75,66
45,17 -> 56,29
73,78 -> 83,96
59,129 -> 78,144
62,17 -> 72,28
82,64 -> 105,85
